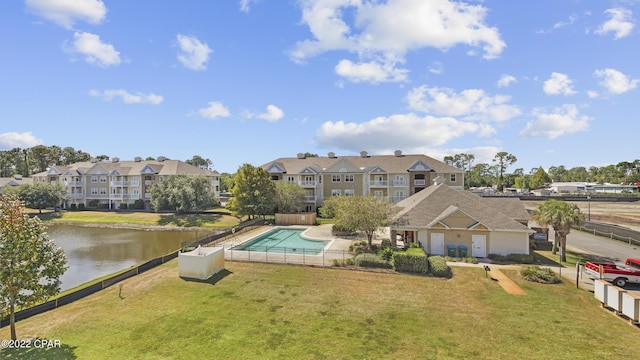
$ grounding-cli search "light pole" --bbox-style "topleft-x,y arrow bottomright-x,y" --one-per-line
586,177 -> 591,222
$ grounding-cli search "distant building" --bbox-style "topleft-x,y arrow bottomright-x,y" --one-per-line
31,157 -> 220,210
549,182 -> 638,194
261,150 -> 464,212
0,174 -> 32,192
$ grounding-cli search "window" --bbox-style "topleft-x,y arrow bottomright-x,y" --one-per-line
100,176 -> 107,183
271,175 -> 279,180
131,177 -> 139,185
374,190 -> 384,197
331,189 -> 341,196
344,189 -> 354,196
91,188 -> 98,195
450,174 -> 456,182
100,188 -> 107,195
91,176 -> 98,183
344,174 -> 354,182
287,176 -> 295,183
332,174 -> 341,182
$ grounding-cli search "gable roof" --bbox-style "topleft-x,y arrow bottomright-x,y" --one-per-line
391,184 -> 530,232
261,153 -> 461,175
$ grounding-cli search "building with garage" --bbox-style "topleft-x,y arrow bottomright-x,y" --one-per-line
389,183 -> 531,257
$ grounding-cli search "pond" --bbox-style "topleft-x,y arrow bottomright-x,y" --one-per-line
47,224 -> 206,290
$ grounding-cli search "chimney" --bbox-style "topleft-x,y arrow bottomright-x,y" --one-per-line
134,157 -> 142,162
158,156 -> 166,162
297,153 -> 305,159
394,150 -> 403,157
112,157 -> 120,163
360,151 -> 368,158
328,152 -> 336,158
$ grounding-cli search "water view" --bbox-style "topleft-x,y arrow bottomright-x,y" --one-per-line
48,224 -> 204,290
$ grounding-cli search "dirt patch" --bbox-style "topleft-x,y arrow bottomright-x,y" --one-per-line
524,200 -> 640,231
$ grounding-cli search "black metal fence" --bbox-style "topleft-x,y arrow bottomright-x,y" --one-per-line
181,218 -> 266,249
221,244 -> 351,267
0,251 -> 179,328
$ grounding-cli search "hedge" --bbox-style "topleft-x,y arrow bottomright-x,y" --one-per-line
353,253 -> 392,269
488,253 -> 535,264
428,256 -> 450,278
393,252 -> 428,274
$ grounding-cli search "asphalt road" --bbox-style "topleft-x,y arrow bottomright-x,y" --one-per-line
565,228 -> 640,262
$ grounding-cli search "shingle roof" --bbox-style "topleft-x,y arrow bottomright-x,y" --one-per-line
261,153 -> 462,174
391,184 -> 530,232
32,160 -> 218,177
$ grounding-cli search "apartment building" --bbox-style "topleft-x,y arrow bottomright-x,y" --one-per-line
32,157 -> 220,210
262,150 -> 464,212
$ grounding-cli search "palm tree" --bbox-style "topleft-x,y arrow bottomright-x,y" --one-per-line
532,199 -> 585,262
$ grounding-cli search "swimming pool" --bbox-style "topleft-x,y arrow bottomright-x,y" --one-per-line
234,228 -> 329,255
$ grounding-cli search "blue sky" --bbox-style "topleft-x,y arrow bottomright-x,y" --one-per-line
0,0 -> 638,174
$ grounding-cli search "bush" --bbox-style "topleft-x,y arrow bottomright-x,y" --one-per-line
393,252 -> 428,274
69,203 -> 77,210
354,253 -> 392,269
520,267 -> 562,284
378,247 -> 394,261
133,199 -> 145,210
119,203 -> 128,210
332,259 -> 344,267
78,203 -> 85,210
488,253 -> 534,264
332,223 -> 357,236
87,199 -> 99,208
409,242 -> 421,249
428,256 -> 450,277
345,258 -> 354,266
380,238 -> 392,249
463,257 -> 478,264
349,241 -> 368,254
405,247 -> 426,256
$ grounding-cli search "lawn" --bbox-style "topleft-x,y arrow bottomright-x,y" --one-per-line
2,261 -> 639,359
36,208 -> 242,229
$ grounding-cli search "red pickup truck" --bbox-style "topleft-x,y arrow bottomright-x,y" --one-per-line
584,258 -> 640,287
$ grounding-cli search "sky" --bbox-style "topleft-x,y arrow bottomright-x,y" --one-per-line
0,0 -> 638,174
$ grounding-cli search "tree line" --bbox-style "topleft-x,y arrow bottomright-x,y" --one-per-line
0,144 -> 215,177
445,152 -> 640,190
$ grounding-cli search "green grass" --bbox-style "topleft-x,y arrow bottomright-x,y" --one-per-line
533,249 -> 601,267
36,209 -> 241,229
2,261 -> 639,359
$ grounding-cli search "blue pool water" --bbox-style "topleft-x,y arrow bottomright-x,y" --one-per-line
235,228 -> 329,255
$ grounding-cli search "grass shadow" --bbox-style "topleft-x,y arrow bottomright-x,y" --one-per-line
156,213 -> 222,227
180,269 -> 233,286
0,342 -> 77,359
34,211 -> 64,221
533,249 -> 617,268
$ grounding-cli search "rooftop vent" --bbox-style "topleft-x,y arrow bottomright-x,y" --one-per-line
328,152 -> 336,158
157,156 -> 166,162
394,150 -> 403,157
360,151 -> 368,158
112,157 -> 120,163
297,153 -> 305,159
134,157 -> 142,162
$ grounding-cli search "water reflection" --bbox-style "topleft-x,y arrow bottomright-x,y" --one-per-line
47,224 -> 203,290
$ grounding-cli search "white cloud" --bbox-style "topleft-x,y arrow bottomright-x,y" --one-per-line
239,0 -> 257,13
497,74 -> 516,88
553,14 -> 578,29
334,59 -> 408,83
595,8 -> 635,39
256,105 -> 285,122
428,61 -> 444,75
316,113 -> 480,152
89,89 -> 163,104
0,132 -> 44,149
543,72 -> 576,95
519,104 -> 591,139
198,101 -> 230,119
26,0 -> 107,29
406,85 -> 521,122
71,32 -> 120,67
290,0 -> 505,82
594,68 -> 639,94
176,34 -> 212,71
587,90 -> 599,98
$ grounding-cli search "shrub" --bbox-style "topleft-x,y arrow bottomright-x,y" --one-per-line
380,238 -> 392,249
405,247 -> 426,256
354,253 -> 392,269
345,258 -> 354,266
428,256 -> 450,278
133,199 -> 145,210
332,259 -> 343,267
78,203 -> 85,210
393,253 -> 428,274
69,203 -> 77,210
378,247 -> 394,261
520,266 -> 562,284
463,257 -> 478,264
349,241 -> 368,254
507,254 -> 534,264
409,242 -> 421,249
332,223 -> 357,236
87,199 -> 99,208
119,203 -> 128,210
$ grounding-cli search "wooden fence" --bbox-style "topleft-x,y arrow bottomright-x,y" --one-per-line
275,213 -> 316,226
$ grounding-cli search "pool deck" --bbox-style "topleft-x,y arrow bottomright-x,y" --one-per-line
215,224 -> 368,266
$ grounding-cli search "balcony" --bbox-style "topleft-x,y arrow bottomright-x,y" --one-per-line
299,181 -> 316,186
110,181 -> 134,186
110,194 -> 141,200
304,196 -> 316,202
66,193 -> 84,199
392,180 -> 407,186
64,181 -> 83,186
390,196 -> 407,203
144,180 -> 153,186
370,181 -> 388,187
144,193 -> 152,199
414,179 -> 426,186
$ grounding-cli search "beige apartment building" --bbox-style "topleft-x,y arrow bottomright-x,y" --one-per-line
32,157 -> 220,210
262,150 -> 464,212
